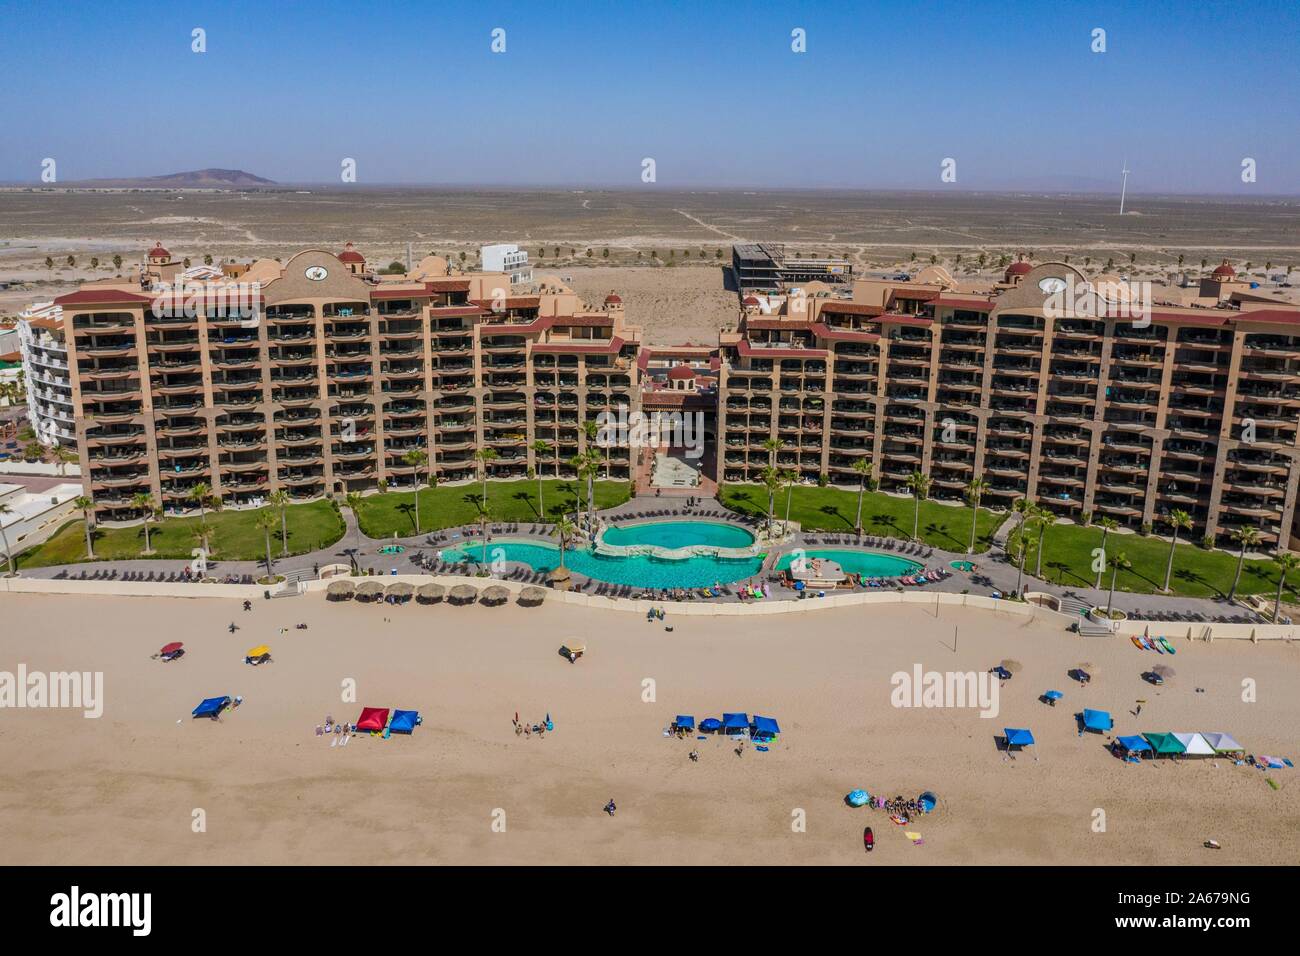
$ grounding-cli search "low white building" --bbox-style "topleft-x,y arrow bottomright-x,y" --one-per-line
479,243 -> 532,285
0,480 -> 82,561
16,303 -> 77,449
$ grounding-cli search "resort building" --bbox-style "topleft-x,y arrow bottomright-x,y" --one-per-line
717,261 -> 1300,550
479,244 -> 533,285
16,302 -> 77,450
54,244 -> 641,521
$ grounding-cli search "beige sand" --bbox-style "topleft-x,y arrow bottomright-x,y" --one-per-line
0,592 -> 1296,866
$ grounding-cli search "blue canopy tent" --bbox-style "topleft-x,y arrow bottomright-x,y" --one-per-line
192,695 -> 231,719
1042,690 -> 1063,705
992,665 -> 1013,680
699,717 -> 722,733
1004,727 -> 1035,750
751,715 -> 781,741
1081,709 -> 1113,734
846,789 -> 870,808
672,715 -> 695,733
722,712 -> 750,736
1115,735 -> 1153,759
389,709 -> 421,734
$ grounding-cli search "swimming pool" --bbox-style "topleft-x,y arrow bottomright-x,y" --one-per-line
773,548 -> 923,578
440,538 -> 765,589
600,520 -> 756,551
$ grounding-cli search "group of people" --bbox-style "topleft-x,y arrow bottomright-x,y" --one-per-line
514,715 -> 553,738
877,794 -> 924,819
318,715 -> 354,738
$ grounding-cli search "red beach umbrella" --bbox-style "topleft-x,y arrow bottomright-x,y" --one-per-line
160,642 -> 184,654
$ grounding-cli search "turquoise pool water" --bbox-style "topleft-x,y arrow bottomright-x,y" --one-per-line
600,520 -> 756,550
440,538 -> 765,589
773,549 -> 924,578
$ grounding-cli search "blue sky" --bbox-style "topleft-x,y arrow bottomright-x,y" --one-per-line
1,0 -> 1297,192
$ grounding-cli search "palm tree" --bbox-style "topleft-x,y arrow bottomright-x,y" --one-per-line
402,449 -> 429,534
780,468 -> 798,531
74,495 -> 96,559
851,459 -> 873,536
188,482 -> 210,524
268,489 -> 291,556
761,437 -> 782,470
1271,551 -> 1298,623
905,470 -> 931,542
531,440 -> 551,517
1228,526 -> 1261,601
191,522 -> 214,556
581,418 -> 610,479
964,476 -> 988,554
1013,502 -> 1040,596
1034,508 -> 1056,578
575,450 -> 601,527
760,466 -> 781,535
131,492 -> 157,554
0,503 -> 15,576
1092,517 -> 1118,589
1106,551 -> 1131,617
256,511 -> 277,578
553,516 -> 576,570
1161,509 -> 1192,592
473,448 -> 498,507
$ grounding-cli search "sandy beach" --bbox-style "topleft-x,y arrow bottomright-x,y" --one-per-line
0,592 -> 1295,866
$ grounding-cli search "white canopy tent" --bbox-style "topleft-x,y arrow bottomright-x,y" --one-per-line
1201,732 -> 1245,754
1172,732 -> 1216,756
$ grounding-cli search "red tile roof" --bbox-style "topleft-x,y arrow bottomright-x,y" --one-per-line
427,279 -> 472,292
53,288 -> 153,307
819,302 -> 885,317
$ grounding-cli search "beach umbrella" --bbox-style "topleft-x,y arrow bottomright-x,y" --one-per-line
386,582 -> 414,601
1044,690 -> 1063,701
999,659 -> 1023,674
160,642 -> 184,655
325,579 -> 355,601
246,645 -> 270,658
416,583 -> 445,603
519,585 -> 547,605
355,580 -> 384,601
481,585 -> 510,605
448,584 -> 478,605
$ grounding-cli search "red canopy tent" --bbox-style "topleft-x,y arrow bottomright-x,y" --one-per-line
355,707 -> 390,732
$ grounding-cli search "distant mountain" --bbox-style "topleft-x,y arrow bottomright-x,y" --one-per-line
74,168 -> 276,188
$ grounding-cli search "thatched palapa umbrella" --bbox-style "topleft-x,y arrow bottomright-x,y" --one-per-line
448,583 -> 478,605
326,579 -> 355,601
355,580 -> 385,602
386,582 -> 415,603
417,583 -> 446,604
519,585 -> 547,606
481,584 -> 510,606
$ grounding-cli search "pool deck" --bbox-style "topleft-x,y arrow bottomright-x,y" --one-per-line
8,496 -> 1282,626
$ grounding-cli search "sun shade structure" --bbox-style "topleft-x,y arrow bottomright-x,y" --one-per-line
388,710 -> 420,734
1202,732 -> 1244,753
519,586 -> 548,605
192,696 -> 231,719
1004,728 -> 1036,748
355,707 -> 390,732
481,585 -> 510,605
1142,732 -> 1187,756
1044,690 -> 1063,701
416,583 -> 445,603
673,715 -> 695,731
386,582 -> 414,601
1116,735 -> 1153,754
918,791 -> 937,813
1082,709 -> 1113,733
160,642 -> 183,655
847,789 -> 870,807
1172,732 -> 1215,756
752,715 -> 781,738
326,579 -> 355,600
448,584 -> 478,605
354,581 -> 384,601
722,712 -> 750,735
699,718 -> 722,732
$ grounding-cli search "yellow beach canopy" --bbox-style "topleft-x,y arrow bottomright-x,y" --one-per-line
247,645 -> 270,658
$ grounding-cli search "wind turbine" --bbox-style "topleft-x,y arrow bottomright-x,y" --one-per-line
1119,159 -> 1130,215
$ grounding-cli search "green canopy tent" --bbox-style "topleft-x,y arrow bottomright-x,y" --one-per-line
1142,732 -> 1187,758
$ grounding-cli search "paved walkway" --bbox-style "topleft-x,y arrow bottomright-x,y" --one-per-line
13,496 -> 1277,625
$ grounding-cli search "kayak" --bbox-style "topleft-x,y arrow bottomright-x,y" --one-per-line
1131,636 -> 1145,650
864,827 -> 874,852
1158,637 -> 1177,655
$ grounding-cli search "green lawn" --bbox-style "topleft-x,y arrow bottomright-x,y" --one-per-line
1006,520 -> 1296,600
353,479 -> 632,538
720,484 -> 1005,552
17,499 -> 345,568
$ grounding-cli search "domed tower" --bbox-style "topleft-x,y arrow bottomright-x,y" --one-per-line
338,241 -> 366,275
1199,259 -> 1240,300
1003,256 -> 1033,287
147,241 -> 172,267
603,292 -> 624,315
